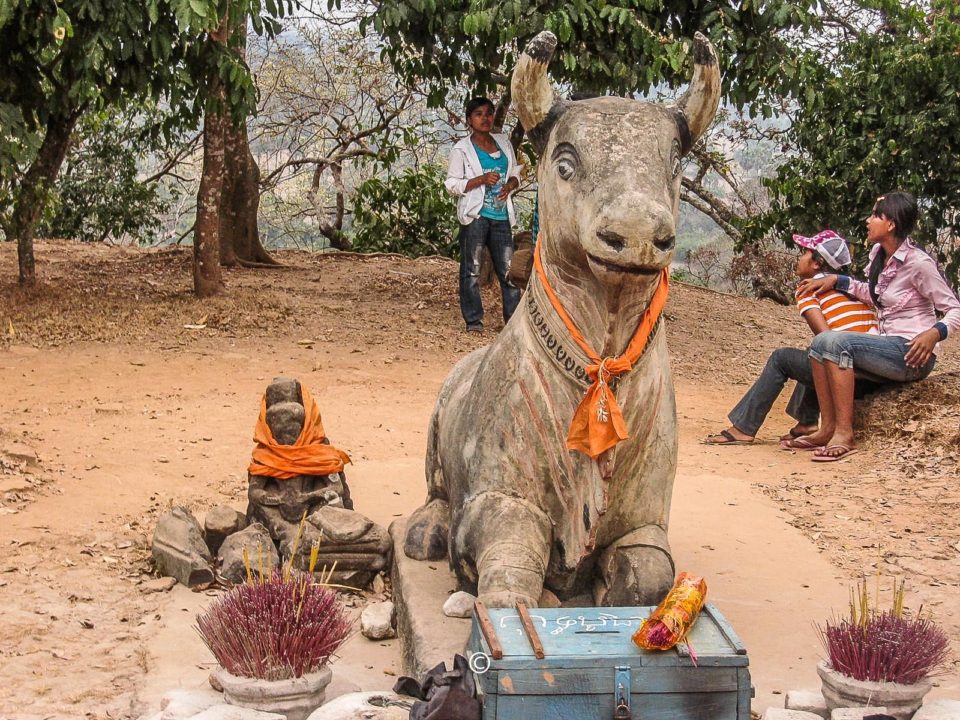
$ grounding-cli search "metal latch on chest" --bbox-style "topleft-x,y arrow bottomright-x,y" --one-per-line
614,665 -> 633,719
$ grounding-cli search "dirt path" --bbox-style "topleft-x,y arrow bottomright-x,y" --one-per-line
1,241 -> 957,719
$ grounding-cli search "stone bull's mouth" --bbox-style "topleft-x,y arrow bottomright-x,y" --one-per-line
586,253 -> 664,275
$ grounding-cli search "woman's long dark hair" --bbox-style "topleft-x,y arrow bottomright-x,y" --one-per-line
867,191 -> 919,306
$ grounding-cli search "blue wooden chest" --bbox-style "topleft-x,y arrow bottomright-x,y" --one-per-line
465,603 -> 752,720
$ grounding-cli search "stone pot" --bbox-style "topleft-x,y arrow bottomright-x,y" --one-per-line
817,659 -> 932,720
214,665 -> 333,720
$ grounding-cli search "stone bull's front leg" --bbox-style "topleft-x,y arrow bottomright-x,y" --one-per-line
594,524 -> 675,607
454,492 -> 551,608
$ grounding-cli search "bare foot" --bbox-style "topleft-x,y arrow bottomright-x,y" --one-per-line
779,424 -> 818,441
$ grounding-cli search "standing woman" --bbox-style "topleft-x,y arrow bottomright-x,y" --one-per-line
795,191 -> 960,461
445,97 -> 522,333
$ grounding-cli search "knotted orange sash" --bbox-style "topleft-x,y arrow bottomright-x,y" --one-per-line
248,386 -> 351,479
533,244 -> 669,459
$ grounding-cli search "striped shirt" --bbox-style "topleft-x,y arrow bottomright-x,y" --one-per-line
796,275 -> 879,334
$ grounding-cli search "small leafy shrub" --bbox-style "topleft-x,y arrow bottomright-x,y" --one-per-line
351,164 -> 459,258
196,569 -> 351,680
819,580 -> 949,685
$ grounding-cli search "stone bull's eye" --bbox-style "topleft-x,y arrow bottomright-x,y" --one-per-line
557,158 -> 576,180
671,139 -> 682,178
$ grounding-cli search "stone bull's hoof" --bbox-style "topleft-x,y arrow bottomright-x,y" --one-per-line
593,526 -> 676,607
403,499 -> 449,561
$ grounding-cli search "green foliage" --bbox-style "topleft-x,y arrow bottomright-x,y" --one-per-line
361,0 -> 820,112
39,108 -> 171,244
753,1 -> 960,287
350,164 -> 460,258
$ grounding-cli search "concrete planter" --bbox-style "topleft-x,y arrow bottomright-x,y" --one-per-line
817,660 -> 932,720
214,665 -> 333,720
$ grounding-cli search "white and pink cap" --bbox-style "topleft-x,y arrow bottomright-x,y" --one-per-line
792,229 -> 852,270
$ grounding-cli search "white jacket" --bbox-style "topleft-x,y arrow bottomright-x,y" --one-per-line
444,133 -> 520,226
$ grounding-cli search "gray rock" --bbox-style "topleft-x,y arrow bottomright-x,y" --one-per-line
266,377 -> 301,407
308,506 -> 372,543
785,689 -> 828,719
538,588 -> 561,608
190,706 -> 285,720
141,577 -> 178,594
218,523 -> 278,584
160,688 -> 223,719
913,699 -> 960,719
266,401 -> 305,445
306,691 -> 410,720
205,505 -> 248,556
360,601 -> 396,640
442,591 -> 476,619
152,507 -> 215,588
762,711 -> 824,720
830,709 -> 889,720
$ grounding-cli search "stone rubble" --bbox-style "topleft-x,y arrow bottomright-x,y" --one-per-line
829,709 -> 890,720
151,507 -> 215,587
305,691 -> 410,720
360,601 -> 396,640
785,689 -> 829,719
912,699 -> 960,719
441,591 -> 476,618
762,710 -> 825,720
204,505 -> 247,556
218,522 -> 278,584
160,688 -> 223,719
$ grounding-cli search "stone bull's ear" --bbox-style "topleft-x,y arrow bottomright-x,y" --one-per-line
675,32 -> 722,154
512,31 -> 564,154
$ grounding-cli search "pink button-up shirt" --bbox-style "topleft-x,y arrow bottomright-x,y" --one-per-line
841,240 -> 960,354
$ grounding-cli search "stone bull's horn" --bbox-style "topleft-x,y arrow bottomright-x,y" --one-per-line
676,32 -> 722,153
512,31 -> 560,154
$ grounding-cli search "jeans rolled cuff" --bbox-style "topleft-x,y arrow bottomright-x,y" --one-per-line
809,347 -> 854,369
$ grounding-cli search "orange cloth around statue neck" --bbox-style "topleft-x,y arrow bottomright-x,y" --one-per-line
533,244 -> 669,459
248,386 -> 351,479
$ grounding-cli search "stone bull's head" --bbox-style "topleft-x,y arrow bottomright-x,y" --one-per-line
512,32 -> 721,287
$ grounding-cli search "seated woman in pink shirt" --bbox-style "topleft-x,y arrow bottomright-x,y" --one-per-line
794,191 -> 960,461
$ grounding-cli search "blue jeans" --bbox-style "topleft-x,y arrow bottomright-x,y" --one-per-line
728,348 -> 819,437
458,217 -> 520,327
728,346 -> 884,437
808,331 -> 935,381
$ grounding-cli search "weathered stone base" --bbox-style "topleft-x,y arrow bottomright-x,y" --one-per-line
388,519 -> 471,678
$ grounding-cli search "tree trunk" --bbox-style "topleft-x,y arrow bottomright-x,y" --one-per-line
193,81 -> 226,298
12,111 -> 80,286
219,21 -> 278,267
220,119 -> 276,265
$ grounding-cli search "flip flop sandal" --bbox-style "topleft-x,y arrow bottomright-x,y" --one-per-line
811,444 -> 859,462
703,429 -> 754,446
779,437 -> 823,451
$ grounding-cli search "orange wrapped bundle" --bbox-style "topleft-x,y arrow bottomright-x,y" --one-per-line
632,572 -> 707,652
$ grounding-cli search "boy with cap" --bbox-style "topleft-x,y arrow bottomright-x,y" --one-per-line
705,230 -> 878,445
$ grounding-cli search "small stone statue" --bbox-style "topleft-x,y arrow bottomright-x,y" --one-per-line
245,376 -> 390,589
246,376 -> 353,546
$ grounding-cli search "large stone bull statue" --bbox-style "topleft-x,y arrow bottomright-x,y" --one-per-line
405,31 -> 721,607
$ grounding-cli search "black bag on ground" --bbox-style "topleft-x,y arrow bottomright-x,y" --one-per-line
393,654 -> 481,720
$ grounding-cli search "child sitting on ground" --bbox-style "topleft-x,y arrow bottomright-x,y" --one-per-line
705,230 -> 878,446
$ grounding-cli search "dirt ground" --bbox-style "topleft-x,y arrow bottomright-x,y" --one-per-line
1,240 -> 958,720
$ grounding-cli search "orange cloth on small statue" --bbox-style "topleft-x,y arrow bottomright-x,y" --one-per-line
533,244 -> 669,459
248,386 -> 351,479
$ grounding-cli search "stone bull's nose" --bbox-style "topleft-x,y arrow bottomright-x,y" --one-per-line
596,228 -> 626,251
595,226 -> 676,253
654,233 -> 676,251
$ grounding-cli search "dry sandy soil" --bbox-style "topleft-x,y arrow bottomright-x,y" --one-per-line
1,240 -> 958,720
